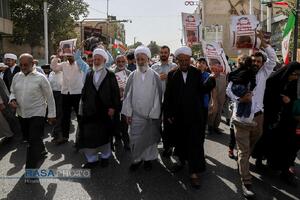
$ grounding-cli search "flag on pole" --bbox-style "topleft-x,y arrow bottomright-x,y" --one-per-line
282,12 -> 296,64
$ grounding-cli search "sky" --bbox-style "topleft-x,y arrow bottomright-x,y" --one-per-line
84,0 -> 196,52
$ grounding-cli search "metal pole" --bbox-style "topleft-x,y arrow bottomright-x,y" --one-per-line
215,25 -> 218,43
293,0 -> 299,61
107,0 -> 109,18
260,2 -> 264,23
266,2 -> 272,32
43,1 -> 48,64
249,0 -> 253,15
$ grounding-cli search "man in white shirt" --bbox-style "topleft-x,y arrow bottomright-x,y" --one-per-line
9,53 -> 56,177
51,50 -> 89,144
48,57 -> 63,144
151,45 -> 177,157
226,33 -> 276,198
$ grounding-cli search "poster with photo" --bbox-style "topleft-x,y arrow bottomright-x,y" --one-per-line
59,38 -> 77,56
115,70 -> 128,100
230,15 -> 259,49
182,12 -> 201,46
202,41 -> 230,74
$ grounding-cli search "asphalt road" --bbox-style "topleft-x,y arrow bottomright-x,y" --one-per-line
0,116 -> 299,200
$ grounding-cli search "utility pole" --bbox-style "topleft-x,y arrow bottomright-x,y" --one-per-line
43,0 -> 48,64
293,0 -> 299,61
266,1 -> 272,32
249,0 -> 253,15
107,0 -> 109,18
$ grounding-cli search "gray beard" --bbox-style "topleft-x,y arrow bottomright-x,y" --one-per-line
137,65 -> 148,73
93,64 -> 105,71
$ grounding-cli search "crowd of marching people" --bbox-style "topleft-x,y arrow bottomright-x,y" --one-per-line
0,31 -> 299,198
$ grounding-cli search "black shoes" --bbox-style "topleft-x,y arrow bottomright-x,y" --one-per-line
143,161 -> 152,171
170,163 -> 185,173
242,184 -> 255,198
280,171 -> 298,187
129,161 -> 143,171
162,148 -> 173,158
100,158 -> 109,168
81,161 -> 99,169
190,176 -> 201,189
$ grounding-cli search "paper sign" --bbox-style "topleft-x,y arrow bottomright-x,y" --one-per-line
202,41 -> 230,74
182,13 -> 201,46
59,39 -> 77,56
231,15 -> 259,49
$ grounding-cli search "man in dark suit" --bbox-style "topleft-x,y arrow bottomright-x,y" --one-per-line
163,46 -> 215,189
3,53 -> 20,92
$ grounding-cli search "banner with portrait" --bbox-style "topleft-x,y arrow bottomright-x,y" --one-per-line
59,38 -> 77,56
202,41 -> 230,74
182,12 -> 201,46
230,15 -> 259,49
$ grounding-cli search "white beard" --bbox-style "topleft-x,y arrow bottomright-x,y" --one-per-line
93,64 -> 105,71
137,64 -> 149,73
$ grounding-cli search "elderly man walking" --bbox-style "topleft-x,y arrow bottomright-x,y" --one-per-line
9,53 -> 56,183
122,46 -> 162,171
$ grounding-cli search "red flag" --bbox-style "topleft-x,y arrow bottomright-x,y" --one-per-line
273,1 -> 289,7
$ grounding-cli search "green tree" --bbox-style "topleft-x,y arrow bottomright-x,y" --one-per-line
147,41 -> 160,57
128,41 -> 143,49
10,0 -> 89,55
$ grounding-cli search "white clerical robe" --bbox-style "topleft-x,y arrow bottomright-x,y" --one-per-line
122,67 -> 162,162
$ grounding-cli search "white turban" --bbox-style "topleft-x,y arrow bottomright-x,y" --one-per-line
4,53 -> 17,60
134,46 -> 151,59
174,46 -> 192,57
93,48 -> 108,63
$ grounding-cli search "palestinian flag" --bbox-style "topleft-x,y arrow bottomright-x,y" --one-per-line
282,12 -> 296,64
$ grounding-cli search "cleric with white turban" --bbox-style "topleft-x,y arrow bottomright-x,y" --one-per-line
93,48 -> 108,64
134,46 -> 152,73
4,53 -> 17,61
121,45 -> 162,171
3,53 -> 19,92
174,46 -> 192,58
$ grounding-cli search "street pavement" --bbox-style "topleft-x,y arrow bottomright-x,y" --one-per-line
0,116 -> 299,200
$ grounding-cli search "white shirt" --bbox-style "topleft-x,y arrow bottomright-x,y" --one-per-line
227,45 -> 277,117
93,69 -> 102,84
9,70 -> 56,118
10,65 -> 16,73
182,71 -> 188,83
50,58 -> 84,95
152,62 -> 177,93
48,71 -> 63,91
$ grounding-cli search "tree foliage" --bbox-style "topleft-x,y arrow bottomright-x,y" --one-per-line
147,41 -> 160,57
9,0 -> 89,54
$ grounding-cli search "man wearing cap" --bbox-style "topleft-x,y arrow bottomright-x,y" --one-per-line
50,48 -> 89,144
151,45 -> 177,158
163,46 -> 215,188
3,53 -> 20,92
122,46 -> 162,171
78,48 -> 121,169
